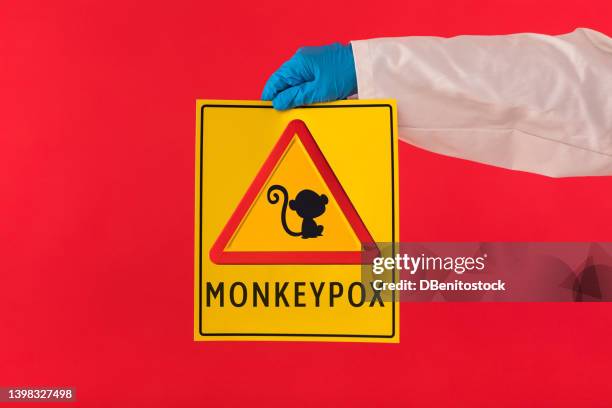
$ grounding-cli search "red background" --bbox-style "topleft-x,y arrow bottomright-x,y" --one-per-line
2,0 -> 612,406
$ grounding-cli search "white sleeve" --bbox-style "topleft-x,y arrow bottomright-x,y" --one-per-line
352,28 -> 612,177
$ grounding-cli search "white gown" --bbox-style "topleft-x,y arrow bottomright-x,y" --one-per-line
351,28 -> 612,177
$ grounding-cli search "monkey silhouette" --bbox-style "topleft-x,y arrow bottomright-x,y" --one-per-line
267,185 -> 328,239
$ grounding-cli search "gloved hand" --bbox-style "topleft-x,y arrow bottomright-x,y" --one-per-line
261,43 -> 357,110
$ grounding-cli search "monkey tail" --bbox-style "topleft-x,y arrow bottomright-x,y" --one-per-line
267,185 -> 301,237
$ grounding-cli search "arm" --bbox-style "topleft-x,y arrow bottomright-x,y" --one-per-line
262,29 -> 612,177
352,28 -> 612,177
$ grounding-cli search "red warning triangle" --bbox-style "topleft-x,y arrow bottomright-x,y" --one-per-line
209,119 -> 379,265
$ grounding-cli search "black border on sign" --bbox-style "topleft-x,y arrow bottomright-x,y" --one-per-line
198,103 -> 396,338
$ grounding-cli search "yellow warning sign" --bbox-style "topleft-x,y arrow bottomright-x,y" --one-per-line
195,100 -> 399,342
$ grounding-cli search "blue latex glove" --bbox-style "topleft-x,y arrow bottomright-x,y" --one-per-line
261,43 -> 357,110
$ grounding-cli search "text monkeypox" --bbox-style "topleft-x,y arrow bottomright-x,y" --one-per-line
205,281 -> 385,308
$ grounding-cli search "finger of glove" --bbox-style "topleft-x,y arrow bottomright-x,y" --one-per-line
261,56 -> 310,100
272,82 -> 318,110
